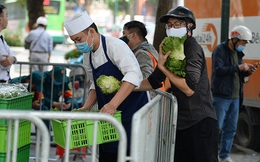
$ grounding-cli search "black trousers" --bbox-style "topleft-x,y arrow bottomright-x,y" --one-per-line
0,80 -> 7,83
174,117 -> 219,162
99,146 -> 130,162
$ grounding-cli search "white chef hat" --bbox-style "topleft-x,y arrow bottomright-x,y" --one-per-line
64,11 -> 93,36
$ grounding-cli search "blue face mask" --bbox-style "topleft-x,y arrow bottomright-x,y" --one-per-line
75,41 -> 93,53
236,45 -> 245,52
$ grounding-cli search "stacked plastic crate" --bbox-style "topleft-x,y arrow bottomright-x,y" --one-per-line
51,110 -> 122,149
0,84 -> 33,162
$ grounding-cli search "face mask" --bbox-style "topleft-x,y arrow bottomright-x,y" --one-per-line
236,45 -> 245,52
75,35 -> 93,53
119,35 -> 129,44
166,27 -> 187,38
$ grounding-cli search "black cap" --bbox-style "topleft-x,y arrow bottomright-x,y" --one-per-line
159,6 -> 196,29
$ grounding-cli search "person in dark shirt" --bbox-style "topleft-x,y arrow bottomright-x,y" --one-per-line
137,6 -> 218,162
211,25 -> 258,162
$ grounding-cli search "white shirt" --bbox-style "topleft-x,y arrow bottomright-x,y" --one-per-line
0,33 -> 17,80
83,35 -> 143,90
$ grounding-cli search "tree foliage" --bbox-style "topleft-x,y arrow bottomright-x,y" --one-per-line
105,0 -> 129,15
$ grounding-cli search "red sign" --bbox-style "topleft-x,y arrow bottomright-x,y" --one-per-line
43,0 -> 50,5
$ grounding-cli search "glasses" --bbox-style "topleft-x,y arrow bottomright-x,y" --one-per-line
165,21 -> 186,29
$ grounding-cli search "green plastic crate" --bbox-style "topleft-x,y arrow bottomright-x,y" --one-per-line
0,93 -> 33,126
51,111 -> 122,149
0,121 -> 31,153
0,144 -> 30,162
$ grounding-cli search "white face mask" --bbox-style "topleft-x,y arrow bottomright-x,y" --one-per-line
166,27 -> 187,38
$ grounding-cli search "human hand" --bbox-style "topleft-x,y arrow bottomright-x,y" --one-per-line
53,102 -> 70,110
77,107 -> 88,111
249,62 -> 259,73
100,103 -> 117,116
238,63 -> 250,71
62,102 -> 71,110
253,62 -> 260,67
158,41 -> 170,71
1,55 -> 14,67
0,54 -> 7,67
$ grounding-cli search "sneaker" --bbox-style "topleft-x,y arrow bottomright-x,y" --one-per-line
219,157 -> 234,162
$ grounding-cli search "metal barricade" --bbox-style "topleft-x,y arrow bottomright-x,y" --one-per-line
13,61 -> 89,108
0,91 -> 177,162
130,90 -> 178,162
0,111 -> 50,162
11,62 -> 92,160
7,61 -> 178,161
0,110 -> 128,162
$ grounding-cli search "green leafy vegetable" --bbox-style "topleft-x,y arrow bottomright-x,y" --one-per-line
0,84 -> 29,99
162,36 -> 187,77
96,75 -> 121,95
71,108 -> 89,112
50,107 -> 61,111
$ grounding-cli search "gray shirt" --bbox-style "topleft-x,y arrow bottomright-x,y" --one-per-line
25,27 -> 53,53
132,41 -> 159,78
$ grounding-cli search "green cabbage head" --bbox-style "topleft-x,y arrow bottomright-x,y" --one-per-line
162,36 -> 187,77
96,75 -> 121,95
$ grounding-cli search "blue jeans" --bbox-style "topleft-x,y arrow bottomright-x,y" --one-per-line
213,96 -> 239,159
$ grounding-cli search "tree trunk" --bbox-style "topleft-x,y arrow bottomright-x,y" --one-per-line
153,0 -> 173,51
27,0 -> 44,31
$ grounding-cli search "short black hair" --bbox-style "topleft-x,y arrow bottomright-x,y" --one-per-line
123,20 -> 147,39
0,5 -> 6,16
83,23 -> 99,34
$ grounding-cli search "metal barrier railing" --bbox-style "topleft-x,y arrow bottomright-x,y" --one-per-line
14,61 -> 89,108
0,91 -> 177,162
4,62 -> 178,161
0,110 -> 128,162
130,90 -> 178,162
0,111 -> 50,162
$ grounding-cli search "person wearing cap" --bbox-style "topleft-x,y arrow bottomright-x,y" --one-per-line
42,66 -> 78,111
24,16 -> 53,72
211,25 -> 258,162
137,6 -> 218,162
64,11 -> 148,161
0,4 -> 17,83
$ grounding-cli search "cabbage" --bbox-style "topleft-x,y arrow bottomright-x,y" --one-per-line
162,36 -> 187,77
96,75 -> 121,95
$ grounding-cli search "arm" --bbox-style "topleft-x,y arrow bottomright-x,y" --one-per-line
159,64 -> 194,96
0,55 -> 16,67
135,50 -> 154,78
100,81 -> 135,115
0,39 -> 17,68
79,89 -> 97,111
136,66 -> 166,91
137,79 -> 153,91
157,41 -> 194,96
100,38 -> 144,114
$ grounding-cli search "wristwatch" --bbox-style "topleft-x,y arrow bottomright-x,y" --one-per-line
12,56 -> 17,64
